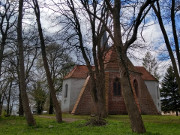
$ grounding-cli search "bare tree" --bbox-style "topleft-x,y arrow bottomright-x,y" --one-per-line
17,0 -> 36,126
56,0 -> 110,118
152,0 -> 180,94
35,43 -> 75,114
46,43 -> 75,114
103,0 -> 155,133
0,0 -> 17,77
31,0 -> 62,123
0,1 -> 17,115
0,78 -> 10,116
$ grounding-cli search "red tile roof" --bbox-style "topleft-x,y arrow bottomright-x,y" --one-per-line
64,65 -> 89,79
64,48 -> 157,81
64,65 -> 157,81
135,66 -> 158,81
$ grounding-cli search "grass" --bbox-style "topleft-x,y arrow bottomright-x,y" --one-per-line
0,114 -> 180,135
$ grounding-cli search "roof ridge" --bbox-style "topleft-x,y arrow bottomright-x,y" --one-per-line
63,65 -> 77,79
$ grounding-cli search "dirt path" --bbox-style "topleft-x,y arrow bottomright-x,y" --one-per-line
38,115 -> 81,123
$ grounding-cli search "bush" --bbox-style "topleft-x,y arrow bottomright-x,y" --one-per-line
85,116 -> 107,126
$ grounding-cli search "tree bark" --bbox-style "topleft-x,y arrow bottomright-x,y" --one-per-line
176,111 -> 178,116
17,0 -> 36,126
120,55 -> 146,133
0,89 -> 5,116
0,4 -> 9,77
96,73 -> 107,118
49,94 -> 54,114
121,75 -> 145,133
6,80 -> 12,116
112,0 -> 146,132
32,0 -> 62,122
17,65 -> 24,116
0,100 -> 3,116
116,46 -> 146,134
90,72 -> 107,118
19,87 -> 24,116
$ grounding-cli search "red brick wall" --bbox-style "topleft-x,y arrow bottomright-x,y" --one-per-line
72,71 -> 159,115
130,73 -> 159,115
108,72 -> 127,114
71,77 -> 96,115
107,71 -> 159,115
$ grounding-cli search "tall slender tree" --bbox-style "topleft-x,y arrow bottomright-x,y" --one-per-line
31,0 -> 62,122
152,0 -> 180,94
104,0 -> 155,133
17,0 -> 36,126
0,0 -> 17,77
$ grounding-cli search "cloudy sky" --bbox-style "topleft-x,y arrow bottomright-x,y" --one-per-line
40,0 -> 174,79
0,0 -> 174,79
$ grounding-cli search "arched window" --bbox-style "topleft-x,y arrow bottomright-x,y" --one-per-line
113,78 -> 121,96
64,84 -> 68,98
133,80 -> 138,97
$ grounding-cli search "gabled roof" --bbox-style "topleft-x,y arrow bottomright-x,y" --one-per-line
64,65 -> 89,79
64,65 -> 157,81
135,66 -> 158,81
64,47 -> 158,81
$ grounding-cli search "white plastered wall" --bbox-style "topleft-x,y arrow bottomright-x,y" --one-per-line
61,78 -> 86,113
145,81 -> 161,112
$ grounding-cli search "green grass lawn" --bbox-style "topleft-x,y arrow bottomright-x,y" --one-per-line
0,114 -> 180,135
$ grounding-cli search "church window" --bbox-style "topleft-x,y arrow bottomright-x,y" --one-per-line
65,84 -> 68,98
133,80 -> 138,97
113,78 -> 121,96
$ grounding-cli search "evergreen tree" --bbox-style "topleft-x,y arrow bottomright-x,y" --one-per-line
142,52 -> 160,80
160,66 -> 180,116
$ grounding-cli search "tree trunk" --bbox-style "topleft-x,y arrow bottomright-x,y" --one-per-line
19,87 -> 24,116
96,74 -> 107,118
121,69 -> 146,133
49,94 -> 53,114
32,0 -> 62,122
0,93 -> 5,116
17,0 -> 35,126
90,72 -> 107,118
17,59 -> 24,116
0,100 -> 3,116
176,111 -> 178,116
111,0 -> 146,132
0,39 -> 5,77
6,80 -> 12,116
116,49 -> 146,133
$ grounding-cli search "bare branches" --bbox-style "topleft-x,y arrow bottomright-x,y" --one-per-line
124,0 -> 155,51
152,0 -> 180,94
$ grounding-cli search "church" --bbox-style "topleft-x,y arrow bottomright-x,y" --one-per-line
61,47 -> 161,115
